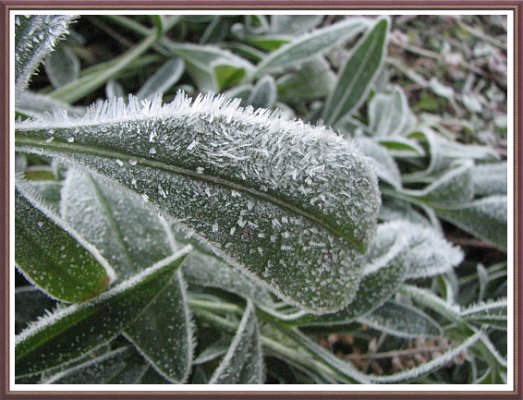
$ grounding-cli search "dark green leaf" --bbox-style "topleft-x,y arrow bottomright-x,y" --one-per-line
322,18 -> 389,126
15,182 -> 114,303
15,247 -> 190,376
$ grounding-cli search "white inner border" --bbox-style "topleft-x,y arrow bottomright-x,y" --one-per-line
9,8 -> 515,393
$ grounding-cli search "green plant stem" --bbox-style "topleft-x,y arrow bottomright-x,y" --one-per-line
49,33 -> 159,103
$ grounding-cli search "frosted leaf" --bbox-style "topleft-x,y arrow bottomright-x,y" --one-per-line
436,195 -> 507,251
15,248 -> 191,376
472,161 -> 507,196
16,92 -> 381,314
15,286 -> 57,334
294,221 -> 409,326
209,301 -> 264,384
15,181 -> 115,303
136,58 -> 185,100
15,15 -> 77,92
355,137 -> 401,189
254,17 -> 368,78
15,91 -> 84,119
461,298 -> 507,330
368,86 -> 415,137
388,220 -> 464,280
402,160 -> 474,206
367,331 -> 482,383
61,170 -> 193,382
358,301 -> 442,338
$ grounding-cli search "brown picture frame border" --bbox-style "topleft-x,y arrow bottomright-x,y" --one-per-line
0,2 -> 521,399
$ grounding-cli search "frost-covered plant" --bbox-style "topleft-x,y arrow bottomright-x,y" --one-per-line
14,14 -> 507,385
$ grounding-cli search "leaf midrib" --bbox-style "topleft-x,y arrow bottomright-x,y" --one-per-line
15,136 -> 364,252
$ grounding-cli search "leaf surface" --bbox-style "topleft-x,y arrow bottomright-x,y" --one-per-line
15,15 -> 76,91
359,301 -> 442,338
254,17 -> 368,78
15,182 -> 114,302
61,169 -> 193,382
15,248 -> 190,376
137,58 -> 185,100
16,93 -> 381,313
209,301 -> 264,384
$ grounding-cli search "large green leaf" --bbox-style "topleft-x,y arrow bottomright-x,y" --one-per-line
61,170 -> 193,382
16,93 -> 381,314
322,18 -> 389,126
209,301 -> 264,384
15,15 -> 77,91
15,247 -> 190,377
15,182 -> 114,302
253,17 -> 368,78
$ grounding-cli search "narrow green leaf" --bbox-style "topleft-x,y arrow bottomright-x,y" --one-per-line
15,182 -> 114,303
322,18 -> 389,126
15,247 -> 191,376
61,170 -> 193,382
461,298 -> 507,330
248,76 -> 277,109
254,17 -> 368,78
15,15 -> 77,91
137,58 -> 185,100
377,136 -> 426,157
400,285 -> 462,323
436,195 -> 507,251
209,301 -> 264,384
49,33 -> 158,103
359,301 -> 442,338
45,46 -> 80,88
16,93 -> 381,314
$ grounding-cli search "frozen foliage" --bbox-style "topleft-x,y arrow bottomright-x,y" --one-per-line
15,248 -> 190,376
472,162 -> 507,196
15,15 -> 77,92
437,195 -> 507,251
359,301 -> 442,338
254,17 -> 368,77
61,170 -> 193,382
16,92 -> 381,313
355,137 -> 402,189
15,181 -> 114,302
384,221 -> 464,279
209,301 -> 264,384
